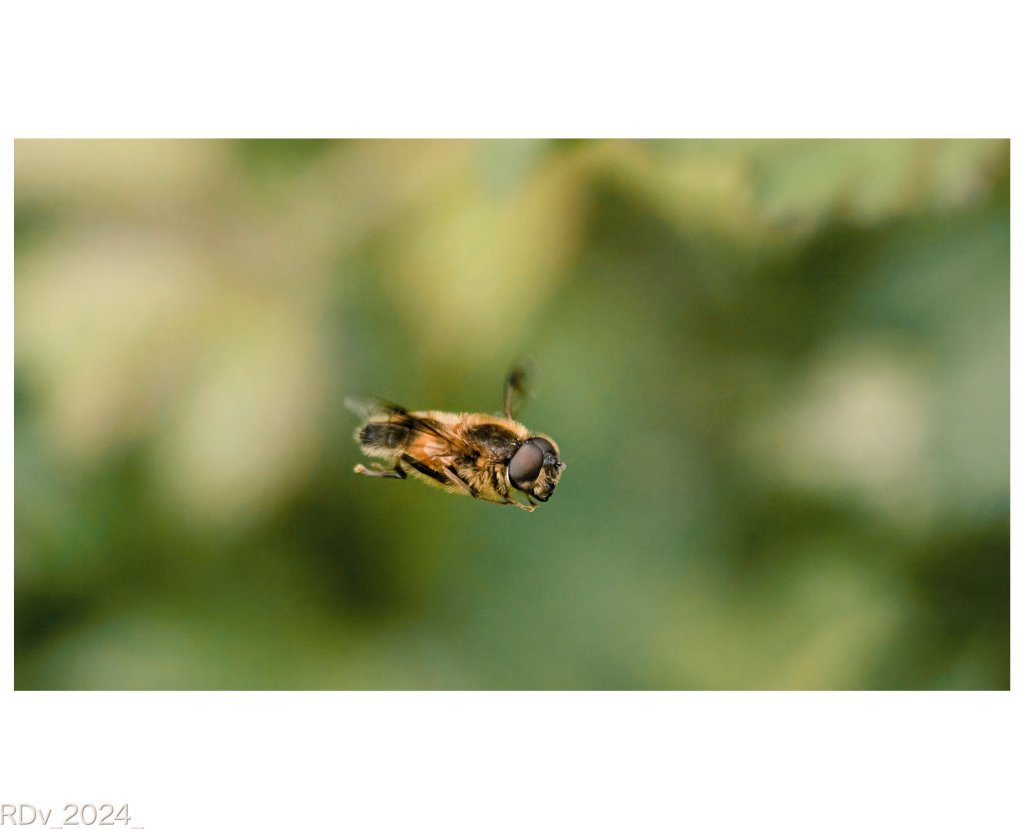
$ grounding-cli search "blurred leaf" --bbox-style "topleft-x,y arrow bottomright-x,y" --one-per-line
15,139 -> 229,213
17,228 -> 211,459
747,139 -> 1006,229
381,143 -> 586,363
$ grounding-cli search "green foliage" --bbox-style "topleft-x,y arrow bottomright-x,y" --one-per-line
14,139 -> 1009,689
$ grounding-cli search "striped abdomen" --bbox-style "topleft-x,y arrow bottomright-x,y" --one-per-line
358,421 -> 411,457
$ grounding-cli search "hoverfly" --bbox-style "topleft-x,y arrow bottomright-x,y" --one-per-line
347,368 -> 565,512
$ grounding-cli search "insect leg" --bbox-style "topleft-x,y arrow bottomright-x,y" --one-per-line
500,496 -> 536,513
354,462 -> 407,479
442,466 -> 478,498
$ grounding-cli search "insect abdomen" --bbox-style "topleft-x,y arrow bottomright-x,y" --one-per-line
359,422 -> 410,456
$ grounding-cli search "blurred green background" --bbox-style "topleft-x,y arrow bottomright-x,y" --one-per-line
14,139 -> 1009,689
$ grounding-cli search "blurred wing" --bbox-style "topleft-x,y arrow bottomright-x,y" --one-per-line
345,395 -> 472,459
401,413 -> 473,459
344,395 -> 408,420
503,363 -> 534,419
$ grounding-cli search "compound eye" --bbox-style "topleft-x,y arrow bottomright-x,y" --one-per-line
530,437 -> 555,456
509,441 -> 544,489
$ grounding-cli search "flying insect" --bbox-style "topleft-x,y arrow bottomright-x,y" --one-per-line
347,368 -> 565,512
